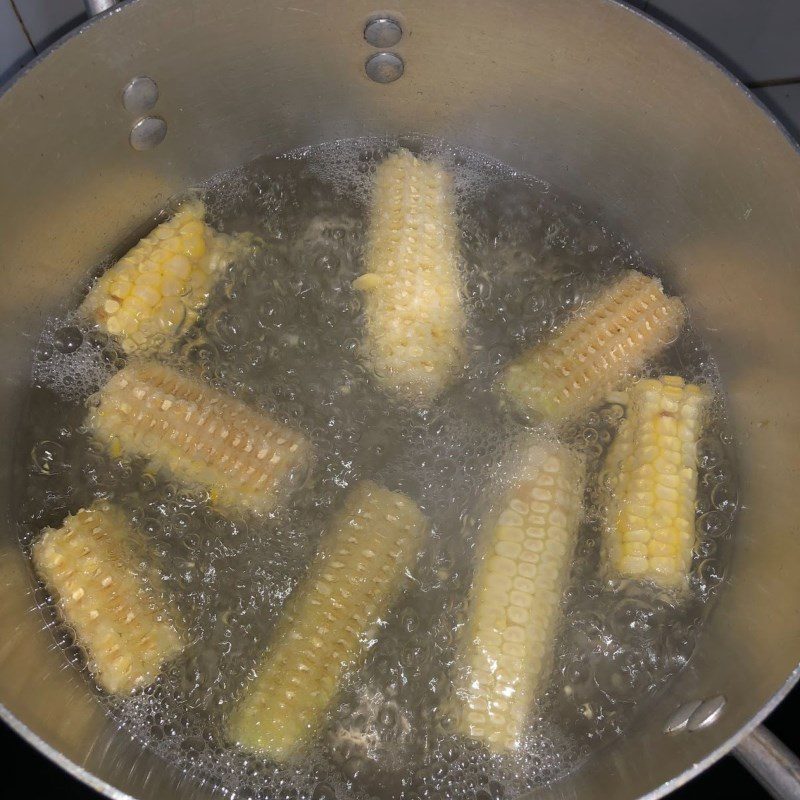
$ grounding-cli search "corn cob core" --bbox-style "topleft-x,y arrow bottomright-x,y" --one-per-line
602,375 -> 710,587
502,270 -> 686,423
228,481 -> 428,760
32,501 -> 185,694
80,201 -> 247,355
355,149 -> 466,405
454,442 -> 585,752
87,361 -> 311,516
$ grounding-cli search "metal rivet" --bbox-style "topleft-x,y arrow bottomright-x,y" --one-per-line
664,700 -> 703,734
129,116 -> 167,151
365,52 -> 404,84
664,695 -> 727,734
364,17 -> 402,48
122,76 -> 159,115
687,695 -> 726,731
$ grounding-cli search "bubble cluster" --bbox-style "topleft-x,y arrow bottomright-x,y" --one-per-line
32,315 -> 119,402
15,137 -> 738,800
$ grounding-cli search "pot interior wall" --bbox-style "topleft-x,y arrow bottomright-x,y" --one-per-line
0,1 -> 799,799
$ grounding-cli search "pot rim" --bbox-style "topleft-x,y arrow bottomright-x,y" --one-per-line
1,1 -> 798,798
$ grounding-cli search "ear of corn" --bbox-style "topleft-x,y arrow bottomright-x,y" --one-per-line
601,375 -> 710,587
31,501 -> 185,694
501,270 -> 686,423
354,149 -> 466,405
228,481 -> 428,760
454,441 -> 585,752
80,201 -> 249,355
87,361 -> 311,516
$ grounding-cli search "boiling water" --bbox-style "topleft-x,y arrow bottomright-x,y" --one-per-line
16,137 -> 738,800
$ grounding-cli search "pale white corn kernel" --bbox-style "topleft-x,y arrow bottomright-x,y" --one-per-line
228,482 -> 428,759
87,361 -> 311,516
501,271 -> 686,422
32,501 -> 185,694
355,149 -> 466,405
454,441 -> 585,752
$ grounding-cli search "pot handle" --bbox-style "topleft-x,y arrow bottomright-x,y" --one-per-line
83,0 -> 116,17
733,725 -> 800,800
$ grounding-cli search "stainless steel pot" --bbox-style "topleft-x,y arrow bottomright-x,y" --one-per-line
1,1 -> 799,798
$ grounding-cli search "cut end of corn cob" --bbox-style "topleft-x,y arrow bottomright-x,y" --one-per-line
228,481 -> 428,760
32,501 -> 185,694
87,361 -> 311,516
453,441 -> 585,752
80,200 -> 249,355
602,375 -> 711,588
501,270 -> 687,423
356,149 -> 466,405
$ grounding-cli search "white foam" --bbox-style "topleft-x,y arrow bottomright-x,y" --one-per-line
32,314 -> 117,402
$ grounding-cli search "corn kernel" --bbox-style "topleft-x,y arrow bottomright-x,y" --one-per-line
356,150 -> 466,405
501,271 -> 687,422
602,376 -> 710,587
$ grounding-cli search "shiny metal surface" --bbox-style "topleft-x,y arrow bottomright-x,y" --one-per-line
128,115 -> 167,150
0,1 -> 799,799
84,0 -> 117,16
364,50 -> 404,83
685,695 -> 727,732
122,76 -> 159,114
734,727 -> 800,800
663,700 -> 704,735
364,17 -> 403,48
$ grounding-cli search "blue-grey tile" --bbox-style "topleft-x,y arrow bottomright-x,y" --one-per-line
0,0 -> 34,86
644,0 -> 800,85
13,0 -> 85,51
756,83 -> 800,146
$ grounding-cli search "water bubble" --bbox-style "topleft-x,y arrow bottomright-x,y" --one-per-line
53,325 -> 84,354
311,783 -> 336,800
697,510 -> 731,538
697,437 -> 725,470
711,481 -> 738,514
31,441 -> 67,476
87,330 -> 111,349
696,558 -> 724,590
487,781 -> 504,800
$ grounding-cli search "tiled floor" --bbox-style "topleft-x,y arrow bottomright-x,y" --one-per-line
12,0 -> 85,51
642,0 -> 800,84
634,0 -> 800,144
755,82 -> 800,143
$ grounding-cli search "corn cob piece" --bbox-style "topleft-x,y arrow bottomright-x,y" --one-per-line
501,270 -> 686,423
228,481 -> 427,760
454,441 -> 585,752
87,361 -> 311,516
602,375 -> 710,587
31,501 -> 185,694
354,149 -> 466,405
80,201 -> 248,355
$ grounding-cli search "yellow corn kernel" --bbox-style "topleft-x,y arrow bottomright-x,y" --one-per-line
454,441 -> 585,752
80,201 -> 249,354
356,149 -> 466,405
501,270 -> 686,423
602,375 -> 710,587
32,501 -> 185,694
228,481 -> 428,759
87,361 -> 311,516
